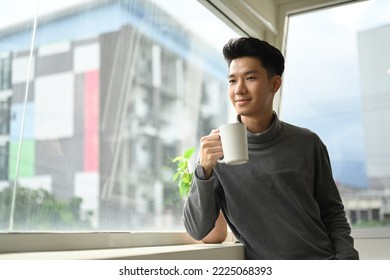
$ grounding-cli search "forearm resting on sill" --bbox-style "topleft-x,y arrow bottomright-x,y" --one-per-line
202,211 -> 228,244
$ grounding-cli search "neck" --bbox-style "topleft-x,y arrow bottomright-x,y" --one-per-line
240,112 -> 274,133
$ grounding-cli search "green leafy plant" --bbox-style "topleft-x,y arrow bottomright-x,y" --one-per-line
172,147 -> 195,199
0,185 -> 92,231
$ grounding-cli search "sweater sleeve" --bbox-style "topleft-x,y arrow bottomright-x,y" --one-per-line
183,164 -> 221,240
314,140 -> 359,260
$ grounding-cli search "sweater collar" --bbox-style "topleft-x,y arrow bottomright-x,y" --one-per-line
237,112 -> 282,144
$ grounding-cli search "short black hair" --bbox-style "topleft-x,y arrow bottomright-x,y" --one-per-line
222,37 -> 285,77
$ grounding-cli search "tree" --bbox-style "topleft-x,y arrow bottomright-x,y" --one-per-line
0,185 -> 92,231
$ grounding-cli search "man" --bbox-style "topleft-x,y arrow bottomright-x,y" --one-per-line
183,37 -> 359,260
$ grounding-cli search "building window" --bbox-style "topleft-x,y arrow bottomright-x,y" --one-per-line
0,97 -> 10,135
0,54 -> 12,90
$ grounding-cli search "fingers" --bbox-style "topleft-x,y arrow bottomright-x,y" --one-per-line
199,129 -> 223,172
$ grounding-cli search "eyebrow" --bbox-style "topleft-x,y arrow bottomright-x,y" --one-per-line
228,69 -> 260,78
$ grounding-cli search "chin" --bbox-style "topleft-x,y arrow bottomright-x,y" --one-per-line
235,109 -> 250,116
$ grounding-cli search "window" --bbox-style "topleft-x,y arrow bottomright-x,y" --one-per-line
281,0 -> 390,228
0,0 -> 238,232
0,96 -> 11,135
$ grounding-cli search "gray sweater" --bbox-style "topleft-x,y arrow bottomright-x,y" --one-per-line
184,114 -> 359,259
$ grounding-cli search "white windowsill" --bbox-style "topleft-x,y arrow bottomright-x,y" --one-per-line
1,228 -> 390,260
0,243 -> 245,260
0,231 -> 243,260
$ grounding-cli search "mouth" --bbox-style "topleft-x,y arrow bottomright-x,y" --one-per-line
235,98 -> 251,105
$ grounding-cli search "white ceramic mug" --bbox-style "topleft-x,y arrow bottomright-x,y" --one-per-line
217,123 -> 248,165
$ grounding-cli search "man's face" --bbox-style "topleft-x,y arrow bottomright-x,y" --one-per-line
228,56 -> 280,119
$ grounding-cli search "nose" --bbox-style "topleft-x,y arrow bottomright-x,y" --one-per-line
234,80 -> 247,95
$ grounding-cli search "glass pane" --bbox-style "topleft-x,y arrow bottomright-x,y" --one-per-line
0,0 -> 238,231
281,0 -> 390,228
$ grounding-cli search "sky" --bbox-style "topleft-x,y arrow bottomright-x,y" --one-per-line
0,0 -> 90,28
149,0 -> 239,49
0,0 -> 238,50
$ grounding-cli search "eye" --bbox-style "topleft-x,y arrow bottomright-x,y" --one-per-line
228,79 -> 236,84
247,76 -> 256,81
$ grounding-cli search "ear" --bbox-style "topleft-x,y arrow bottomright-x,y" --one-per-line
271,75 -> 282,94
